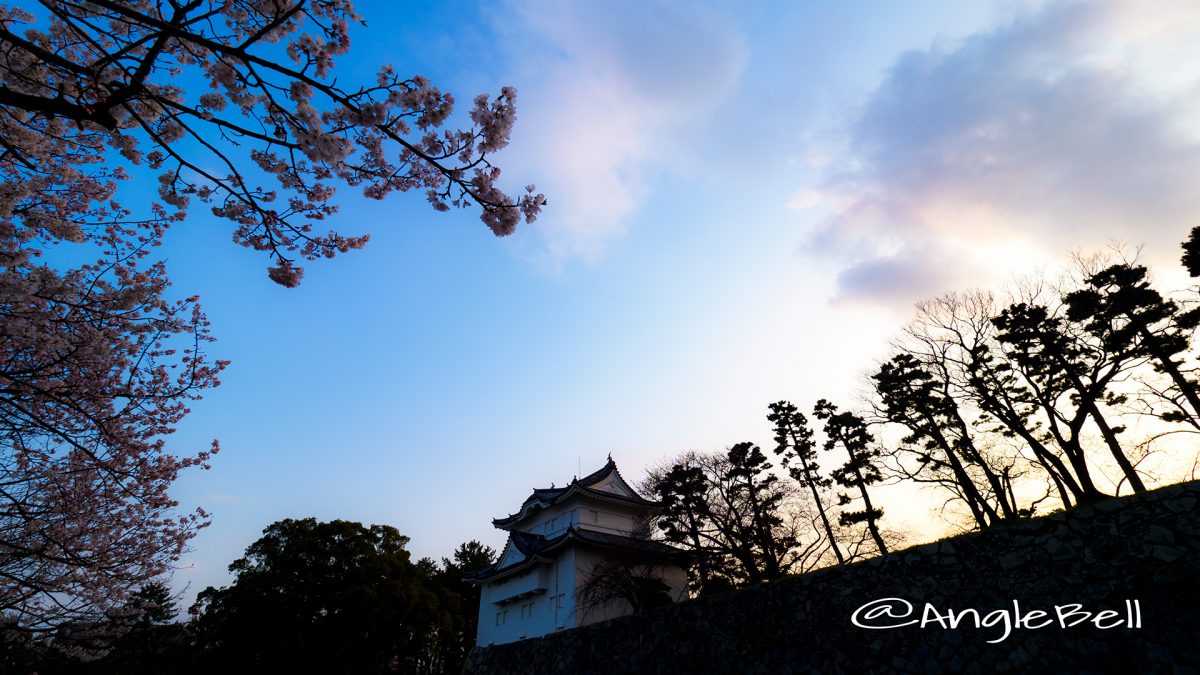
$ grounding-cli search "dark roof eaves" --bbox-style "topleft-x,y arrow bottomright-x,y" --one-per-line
568,528 -> 695,559
465,526 -> 692,583
494,485 -> 661,530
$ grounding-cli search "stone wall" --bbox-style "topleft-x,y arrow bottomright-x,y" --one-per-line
465,481 -> 1200,674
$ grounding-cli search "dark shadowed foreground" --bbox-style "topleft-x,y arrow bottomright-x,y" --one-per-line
467,481 -> 1200,675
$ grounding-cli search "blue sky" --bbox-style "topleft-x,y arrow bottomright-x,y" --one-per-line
153,0 -> 1200,603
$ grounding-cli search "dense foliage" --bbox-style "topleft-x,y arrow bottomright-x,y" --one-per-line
2,521 -> 495,674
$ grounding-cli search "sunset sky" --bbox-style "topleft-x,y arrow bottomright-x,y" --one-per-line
160,0 -> 1200,602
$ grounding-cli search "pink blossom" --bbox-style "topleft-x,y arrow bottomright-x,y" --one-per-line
0,0 -> 543,628
266,259 -> 305,287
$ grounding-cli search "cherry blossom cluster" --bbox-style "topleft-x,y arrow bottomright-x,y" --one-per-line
0,0 -> 543,286
0,0 -> 544,628
0,212 -> 226,628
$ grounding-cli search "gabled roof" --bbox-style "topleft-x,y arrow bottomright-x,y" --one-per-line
463,525 -> 692,584
463,531 -> 554,583
492,457 -> 661,530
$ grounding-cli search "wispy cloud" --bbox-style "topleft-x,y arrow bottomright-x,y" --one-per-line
801,0 -> 1200,304
493,0 -> 750,267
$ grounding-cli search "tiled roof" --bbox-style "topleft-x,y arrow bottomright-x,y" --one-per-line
494,458 -> 660,530
568,528 -> 693,560
518,459 -> 617,506
463,526 -> 692,583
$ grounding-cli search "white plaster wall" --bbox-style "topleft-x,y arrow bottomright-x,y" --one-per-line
515,498 -> 644,537
574,503 -> 643,536
572,548 -> 690,627
476,547 -> 579,646
573,548 -> 626,626
525,503 -> 579,537
660,563 -> 689,602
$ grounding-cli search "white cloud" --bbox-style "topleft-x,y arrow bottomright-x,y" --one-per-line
806,0 -> 1200,304
492,0 -> 750,266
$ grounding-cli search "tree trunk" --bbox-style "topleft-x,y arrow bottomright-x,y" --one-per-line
850,462 -> 889,555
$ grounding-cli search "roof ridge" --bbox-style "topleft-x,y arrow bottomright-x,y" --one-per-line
575,456 -> 618,487
492,457 -> 662,530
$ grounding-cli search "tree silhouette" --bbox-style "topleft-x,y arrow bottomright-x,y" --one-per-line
0,581 -> 192,674
902,292 -> 1100,508
653,459 -> 727,593
767,400 -> 845,564
652,448 -> 802,591
1182,226 -> 1200,278
84,583 -> 192,674
1065,262 -> 1200,430
961,337 -> 1091,508
813,400 -> 889,555
190,518 -> 451,674
993,301 -> 1147,493
874,353 -> 1012,528
575,515 -> 681,623
429,541 -> 495,674
723,442 -> 795,582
